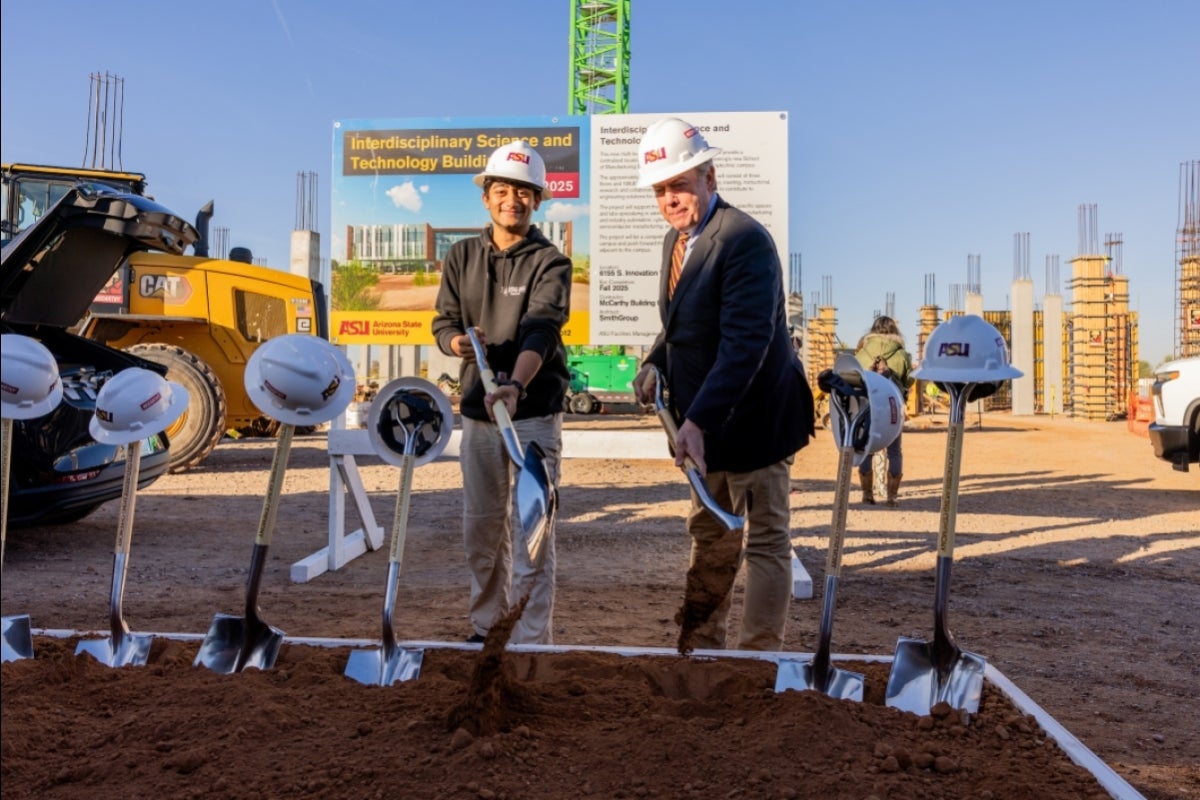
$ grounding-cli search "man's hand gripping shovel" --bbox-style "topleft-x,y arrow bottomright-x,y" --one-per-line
465,328 -> 554,570
647,367 -> 746,654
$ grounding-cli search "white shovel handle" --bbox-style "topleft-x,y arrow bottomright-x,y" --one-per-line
466,328 -> 524,465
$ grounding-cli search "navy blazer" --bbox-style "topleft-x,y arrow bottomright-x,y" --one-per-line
646,197 -> 814,473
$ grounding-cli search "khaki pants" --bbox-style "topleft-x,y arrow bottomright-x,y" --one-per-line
460,413 -> 561,645
687,458 -> 793,651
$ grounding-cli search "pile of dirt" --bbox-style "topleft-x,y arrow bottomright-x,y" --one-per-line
2,636 -> 1113,800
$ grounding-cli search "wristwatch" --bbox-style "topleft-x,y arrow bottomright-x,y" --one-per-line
508,379 -> 527,400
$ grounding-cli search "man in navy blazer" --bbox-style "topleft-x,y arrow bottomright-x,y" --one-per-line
632,117 -> 815,651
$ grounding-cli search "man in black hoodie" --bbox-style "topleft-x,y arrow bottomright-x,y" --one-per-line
432,140 -> 572,645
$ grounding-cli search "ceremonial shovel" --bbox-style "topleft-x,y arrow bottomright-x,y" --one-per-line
1,334 -> 64,663
1,417 -> 34,663
649,366 -> 744,532
775,365 -> 870,700
195,334 -> 356,673
885,381 -> 987,714
75,440 -> 155,667
76,367 -> 188,668
345,378 -> 453,686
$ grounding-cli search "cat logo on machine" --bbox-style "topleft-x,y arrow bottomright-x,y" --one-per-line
139,274 -> 193,303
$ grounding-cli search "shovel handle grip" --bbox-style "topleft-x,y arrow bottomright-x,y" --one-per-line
477,362 -> 517,433
466,328 -> 524,461
255,423 -> 295,546
114,444 -> 143,556
826,446 -> 854,577
655,406 -> 702,474
388,454 -> 415,564
936,421 -> 964,559
2,418 -> 12,563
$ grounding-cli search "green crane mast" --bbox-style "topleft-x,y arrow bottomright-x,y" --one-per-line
568,0 -> 631,115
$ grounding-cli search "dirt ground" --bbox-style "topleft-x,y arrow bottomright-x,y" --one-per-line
2,409 -> 1196,799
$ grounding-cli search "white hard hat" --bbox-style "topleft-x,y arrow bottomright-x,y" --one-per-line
1,334 -> 64,420
828,355 -> 905,467
244,334 -> 356,426
366,377 -> 455,468
88,367 -> 189,446
635,117 -> 722,188
472,140 -> 552,198
914,314 -> 1023,384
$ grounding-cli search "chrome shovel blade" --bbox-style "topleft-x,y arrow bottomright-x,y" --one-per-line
1,614 -> 34,662
75,631 -> 153,668
516,443 -> 554,569
344,646 -> 424,686
193,613 -> 284,674
885,636 -> 985,715
774,658 -> 865,702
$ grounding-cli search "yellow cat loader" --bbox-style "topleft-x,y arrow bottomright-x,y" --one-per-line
1,162 -> 328,472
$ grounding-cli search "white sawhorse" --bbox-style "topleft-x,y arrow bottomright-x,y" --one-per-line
287,428 -> 462,583
290,427 -> 812,599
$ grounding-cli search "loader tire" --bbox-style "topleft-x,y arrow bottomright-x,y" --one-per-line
126,343 -> 227,473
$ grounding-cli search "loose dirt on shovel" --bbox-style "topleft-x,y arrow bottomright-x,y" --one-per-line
676,524 -> 743,654
2,410 -> 1197,798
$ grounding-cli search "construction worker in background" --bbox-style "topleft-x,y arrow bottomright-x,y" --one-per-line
630,117 -> 815,651
431,140 -> 572,646
854,315 -> 914,505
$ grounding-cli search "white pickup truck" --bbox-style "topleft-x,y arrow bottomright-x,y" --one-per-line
1148,356 -> 1200,472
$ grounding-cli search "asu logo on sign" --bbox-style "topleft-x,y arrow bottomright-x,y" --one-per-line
936,342 -> 971,358
506,151 -> 531,165
643,146 -> 667,164
339,320 -> 371,336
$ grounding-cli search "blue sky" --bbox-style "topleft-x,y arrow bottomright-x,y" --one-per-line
3,1 -> 1196,363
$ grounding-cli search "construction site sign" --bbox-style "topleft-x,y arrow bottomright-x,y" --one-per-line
328,112 -> 787,346
589,111 -> 788,344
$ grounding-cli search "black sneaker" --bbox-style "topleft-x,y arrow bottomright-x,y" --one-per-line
465,633 -> 486,644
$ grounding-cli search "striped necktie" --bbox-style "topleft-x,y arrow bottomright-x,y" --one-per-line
668,231 -> 689,299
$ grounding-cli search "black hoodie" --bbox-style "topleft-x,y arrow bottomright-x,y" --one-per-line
432,225 -> 572,422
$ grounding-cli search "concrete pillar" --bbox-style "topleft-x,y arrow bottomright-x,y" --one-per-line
1010,278 -> 1035,415
290,230 -> 321,285
965,293 -> 983,318
1042,294 -> 1064,415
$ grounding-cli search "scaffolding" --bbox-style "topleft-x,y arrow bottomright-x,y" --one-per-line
1067,205 -> 1138,420
803,275 -> 842,382
1178,160 -> 1200,358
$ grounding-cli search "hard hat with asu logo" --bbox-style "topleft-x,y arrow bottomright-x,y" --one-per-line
635,117 -> 722,188
88,367 -> 189,446
914,315 -> 1023,400
245,334 -> 356,426
1,334 -> 64,421
472,140 -> 552,198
